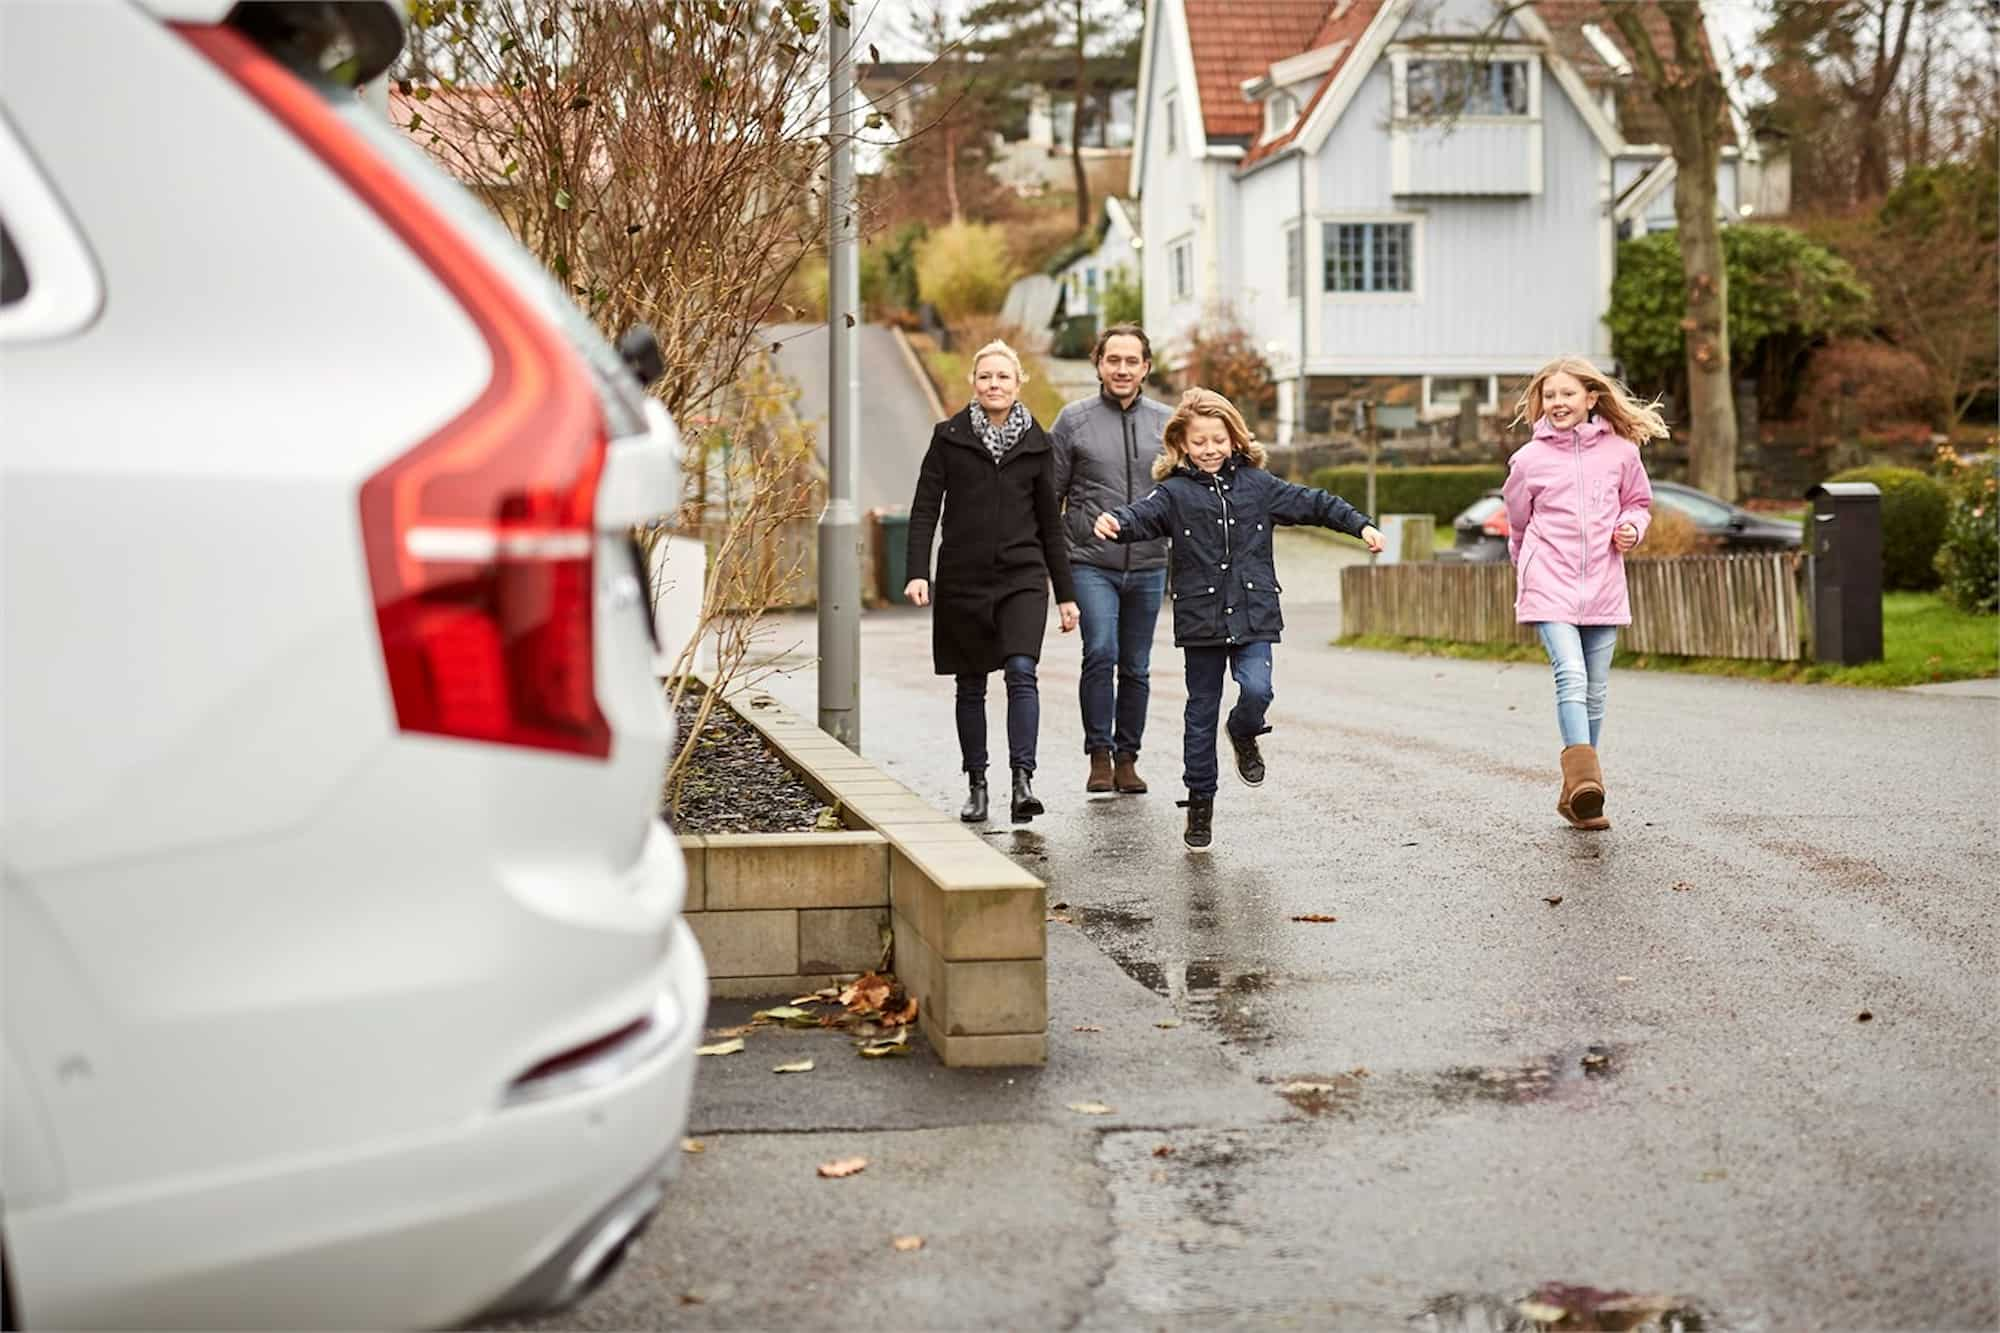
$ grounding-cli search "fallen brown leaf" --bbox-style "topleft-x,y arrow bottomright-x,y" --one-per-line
1543,895 -> 1563,907
1290,913 -> 1338,923
681,1138 -> 705,1154
1671,880 -> 1694,892
695,1037 -> 745,1057
706,1024 -> 755,1040
771,1059 -> 815,1074
1152,1144 -> 1175,1158
817,1156 -> 868,1179
841,972 -> 894,1013
1066,1101 -> 1114,1115
880,996 -> 919,1027
1155,1019 -> 1182,1029
892,1235 -> 924,1252
1857,1009 -> 1874,1022
1073,1024 -> 1103,1033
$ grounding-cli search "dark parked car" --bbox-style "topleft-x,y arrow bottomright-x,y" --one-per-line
1449,481 -> 1803,562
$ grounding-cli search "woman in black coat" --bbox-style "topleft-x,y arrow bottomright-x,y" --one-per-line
904,340 -> 1079,824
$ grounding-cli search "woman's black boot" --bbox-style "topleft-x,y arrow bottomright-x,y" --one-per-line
1010,767 -> 1044,823
960,771 -> 989,823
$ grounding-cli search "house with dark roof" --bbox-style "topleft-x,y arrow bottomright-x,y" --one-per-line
1130,0 -> 1782,442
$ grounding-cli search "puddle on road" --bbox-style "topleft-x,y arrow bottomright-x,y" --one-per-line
1264,1045 -> 1626,1119
1414,1285 -> 1731,1333
1070,905 -> 1275,1046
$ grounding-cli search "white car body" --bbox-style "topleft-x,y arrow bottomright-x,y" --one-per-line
0,1 -> 705,1326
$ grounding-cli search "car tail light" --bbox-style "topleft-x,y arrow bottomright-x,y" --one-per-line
180,23 -> 611,758
1483,510 -> 1510,537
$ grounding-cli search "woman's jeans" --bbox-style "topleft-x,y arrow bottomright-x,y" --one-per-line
1072,564 -> 1167,757
956,655 -> 1039,773
1181,641 -> 1274,795
1535,623 -> 1618,748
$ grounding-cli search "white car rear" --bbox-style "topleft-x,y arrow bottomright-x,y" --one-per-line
0,1 -> 705,1326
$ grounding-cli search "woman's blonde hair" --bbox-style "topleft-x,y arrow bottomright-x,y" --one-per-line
968,339 -> 1028,385
1154,387 -> 1267,480
1512,355 -> 1670,443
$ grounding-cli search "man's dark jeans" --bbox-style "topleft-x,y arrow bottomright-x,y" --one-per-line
1072,564 -> 1166,756
1182,641 -> 1274,796
955,655 -> 1040,773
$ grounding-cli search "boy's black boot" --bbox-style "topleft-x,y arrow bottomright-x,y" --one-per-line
1010,767 -> 1044,823
1178,793 -> 1214,851
960,771 -> 989,823
1228,731 -> 1266,787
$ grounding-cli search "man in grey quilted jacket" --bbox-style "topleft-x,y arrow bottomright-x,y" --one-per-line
1049,324 -> 1172,796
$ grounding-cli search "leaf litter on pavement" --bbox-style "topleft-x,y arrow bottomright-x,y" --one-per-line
816,1156 -> 867,1179
719,972 -> 921,1058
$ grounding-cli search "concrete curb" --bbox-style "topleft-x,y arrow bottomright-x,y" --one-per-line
719,686 -> 1048,1067
891,324 -> 947,422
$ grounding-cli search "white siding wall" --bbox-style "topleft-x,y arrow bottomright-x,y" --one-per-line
1138,5 -> 1205,358
1305,59 -> 1608,372
1234,161 -> 1300,375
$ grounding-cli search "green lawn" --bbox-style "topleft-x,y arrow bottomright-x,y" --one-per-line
1340,591 -> 1999,688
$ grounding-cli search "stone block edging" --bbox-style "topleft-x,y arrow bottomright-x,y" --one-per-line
694,685 -> 1047,1067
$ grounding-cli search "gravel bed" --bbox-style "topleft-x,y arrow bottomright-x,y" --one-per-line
665,687 -> 832,835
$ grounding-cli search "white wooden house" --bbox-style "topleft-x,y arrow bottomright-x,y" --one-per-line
1129,0 -> 1779,442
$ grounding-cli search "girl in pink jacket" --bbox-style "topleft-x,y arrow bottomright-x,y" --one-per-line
1502,357 -> 1667,831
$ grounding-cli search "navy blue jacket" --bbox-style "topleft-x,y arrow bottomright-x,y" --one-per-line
1106,454 -> 1371,647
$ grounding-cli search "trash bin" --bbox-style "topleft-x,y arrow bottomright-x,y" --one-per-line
874,506 -> 913,604
1805,481 -> 1883,664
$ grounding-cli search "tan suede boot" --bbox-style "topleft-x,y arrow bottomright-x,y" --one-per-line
1557,745 -> 1609,830
1086,749 -> 1114,793
1113,752 -> 1148,794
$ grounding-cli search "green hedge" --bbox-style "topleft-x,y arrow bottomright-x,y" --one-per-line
1935,464 -> 1998,614
1305,465 -> 1505,523
1828,465 -> 1948,591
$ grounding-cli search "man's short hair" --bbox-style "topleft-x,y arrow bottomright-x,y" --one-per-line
1092,323 -> 1152,366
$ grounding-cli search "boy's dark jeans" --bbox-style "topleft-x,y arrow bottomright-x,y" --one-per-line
1181,641 -> 1274,795
1072,564 -> 1167,756
956,655 -> 1040,773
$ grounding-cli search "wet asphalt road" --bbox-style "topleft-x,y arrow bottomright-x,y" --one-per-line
532,538 -> 1998,1331
762,322 -> 939,516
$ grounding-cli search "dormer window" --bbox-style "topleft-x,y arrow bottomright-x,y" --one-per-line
1405,58 -> 1530,119
1265,89 -> 1300,138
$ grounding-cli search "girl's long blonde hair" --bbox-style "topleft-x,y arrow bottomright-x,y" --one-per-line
1512,356 -> 1670,443
1154,387 -> 1267,480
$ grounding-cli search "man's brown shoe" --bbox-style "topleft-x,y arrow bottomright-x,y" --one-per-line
1087,749 -> 1114,793
1113,752 -> 1148,794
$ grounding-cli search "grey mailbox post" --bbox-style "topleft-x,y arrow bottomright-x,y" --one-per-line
1805,481 -> 1884,664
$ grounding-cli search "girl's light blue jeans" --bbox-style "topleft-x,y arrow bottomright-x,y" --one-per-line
1534,623 -> 1618,748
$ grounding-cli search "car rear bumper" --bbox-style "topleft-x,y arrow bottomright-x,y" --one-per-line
8,919 -> 708,1331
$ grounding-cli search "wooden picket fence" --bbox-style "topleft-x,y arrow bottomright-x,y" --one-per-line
1340,552 -> 1804,660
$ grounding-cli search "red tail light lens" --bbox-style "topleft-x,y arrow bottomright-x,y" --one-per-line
181,24 -> 611,758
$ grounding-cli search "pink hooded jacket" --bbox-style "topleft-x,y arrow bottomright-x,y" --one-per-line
1502,416 -> 1653,625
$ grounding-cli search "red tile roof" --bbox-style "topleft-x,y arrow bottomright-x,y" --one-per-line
1182,0 -> 1335,141
1183,0 -> 1730,173
1239,0 -> 1385,168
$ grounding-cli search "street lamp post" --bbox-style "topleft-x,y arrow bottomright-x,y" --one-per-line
819,7 -> 862,749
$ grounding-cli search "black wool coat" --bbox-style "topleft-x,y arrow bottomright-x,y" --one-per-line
907,406 -> 1078,676
1106,453 -> 1371,648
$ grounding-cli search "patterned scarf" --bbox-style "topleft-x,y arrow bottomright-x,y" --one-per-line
971,400 -> 1033,463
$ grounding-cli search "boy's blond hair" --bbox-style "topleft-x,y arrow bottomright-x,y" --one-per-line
1512,356 -> 1670,443
1154,387 -> 1267,480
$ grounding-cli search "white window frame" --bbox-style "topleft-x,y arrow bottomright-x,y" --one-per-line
1167,233 -> 1195,304
1318,214 -> 1422,304
1391,47 -> 1543,124
1265,89 -> 1300,139
1162,92 -> 1179,156
1283,221 -> 1303,303
1421,374 -> 1499,419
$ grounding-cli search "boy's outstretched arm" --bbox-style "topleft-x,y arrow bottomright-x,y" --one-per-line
1268,477 -> 1373,538
1101,484 -> 1174,543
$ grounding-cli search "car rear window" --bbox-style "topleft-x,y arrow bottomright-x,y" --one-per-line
0,221 -> 26,305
